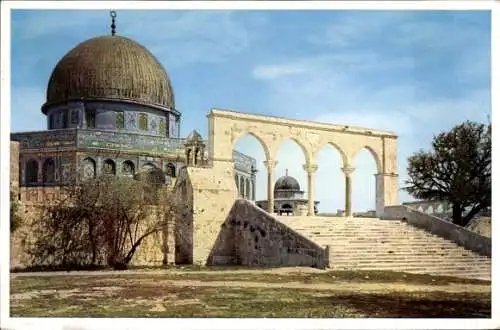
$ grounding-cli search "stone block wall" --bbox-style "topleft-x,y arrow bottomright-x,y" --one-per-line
10,141 -> 20,196
184,161 -> 238,265
10,203 -> 170,270
10,204 -> 43,269
384,205 -> 491,257
208,199 -> 327,268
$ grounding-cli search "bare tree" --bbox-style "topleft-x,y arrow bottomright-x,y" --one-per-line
29,171 -> 185,270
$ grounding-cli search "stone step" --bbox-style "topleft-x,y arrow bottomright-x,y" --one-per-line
308,236 -> 452,241
334,260 -> 491,268
330,254 -> 490,262
280,216 -> 490,280
330,255 -> 487,261
317,242 -> 466,249
330,264 -> 491,273
294,230 -> 436,235
321,245 -> 481,255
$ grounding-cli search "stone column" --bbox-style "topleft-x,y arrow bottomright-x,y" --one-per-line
263,160 -> 278,214
248,178 -> 252,201
342,166 -> 355,217
303,163 -> 318,216
242,177 -> 246,199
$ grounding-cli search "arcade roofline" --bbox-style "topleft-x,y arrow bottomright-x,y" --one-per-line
208,108 -> 398,139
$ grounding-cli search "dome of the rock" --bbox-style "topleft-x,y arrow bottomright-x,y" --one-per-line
42,35 -> 175,113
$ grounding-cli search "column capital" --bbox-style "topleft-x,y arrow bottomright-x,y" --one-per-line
263,159 -> 278,170
342,166 -> 355,176
302,163 -> 318,173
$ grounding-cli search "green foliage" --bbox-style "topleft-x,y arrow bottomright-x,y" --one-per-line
405,121 -> 491,226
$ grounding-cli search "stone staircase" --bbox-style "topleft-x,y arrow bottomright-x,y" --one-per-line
276,216 -> 491,280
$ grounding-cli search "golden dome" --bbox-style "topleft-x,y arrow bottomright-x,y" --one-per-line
42,35 -> 175,113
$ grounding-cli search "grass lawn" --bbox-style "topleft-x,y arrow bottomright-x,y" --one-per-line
10,268 -> 491,318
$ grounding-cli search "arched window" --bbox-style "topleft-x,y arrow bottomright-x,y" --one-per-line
82,157 -> 96,179
25,159 -> 39,184
103,159 -> 116,175
138,113 -> 148,131
122,160 -> 135,176
42,158 -> 55,183
427,206 -> 434,215
194,148 -> 199,165
417,206 -> 423,212
235,175 -> 239,191
165,163 -> 176,178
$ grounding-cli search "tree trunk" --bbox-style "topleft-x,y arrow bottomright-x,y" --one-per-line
462,204 -> 485,227
451,204 -> 464,226
123,229 -> 159,265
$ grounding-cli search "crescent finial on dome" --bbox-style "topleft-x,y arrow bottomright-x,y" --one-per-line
110,11 -> 117,36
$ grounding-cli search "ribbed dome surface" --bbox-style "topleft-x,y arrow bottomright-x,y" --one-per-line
43,35 -> 175,112
274,175 -> 301,191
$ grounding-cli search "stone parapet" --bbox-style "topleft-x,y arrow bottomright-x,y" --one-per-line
384,205 -> 491,257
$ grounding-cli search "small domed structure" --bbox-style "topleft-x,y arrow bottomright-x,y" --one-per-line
256,169 -> 319,216
274,169 -> 301,192
42,35 -> 175,113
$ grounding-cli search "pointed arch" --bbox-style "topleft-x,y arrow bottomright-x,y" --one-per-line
165,162 -> 176,178
122,160 -> 135,176
353,145 -> 382,173
42,158 -> 55,183
314,141 -> 348,167
25,159 -> 39,184
103,159 -> 116,175
275,137 -> 311,166
232,131 -> 272,162
82,157 -> 96,179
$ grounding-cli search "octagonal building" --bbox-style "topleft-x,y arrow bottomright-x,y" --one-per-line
11,22 -> 256,203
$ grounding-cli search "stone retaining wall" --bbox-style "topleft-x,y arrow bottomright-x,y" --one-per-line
10,203 -> 170,270
208,199 -> 327,268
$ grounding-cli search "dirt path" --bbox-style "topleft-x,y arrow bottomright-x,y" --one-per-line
10,267 -> 325,278
144,279 -> 490,293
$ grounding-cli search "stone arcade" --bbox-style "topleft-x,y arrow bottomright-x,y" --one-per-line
10,13 -> 400,268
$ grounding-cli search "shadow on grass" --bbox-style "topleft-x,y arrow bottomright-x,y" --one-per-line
316,291 -> 491,318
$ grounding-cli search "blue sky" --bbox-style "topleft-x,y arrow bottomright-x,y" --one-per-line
10,10 -> 491,213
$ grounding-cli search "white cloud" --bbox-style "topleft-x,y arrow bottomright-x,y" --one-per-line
252,64 -> 306,80
122,11 -> 259,66
13,10 -> 263,72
